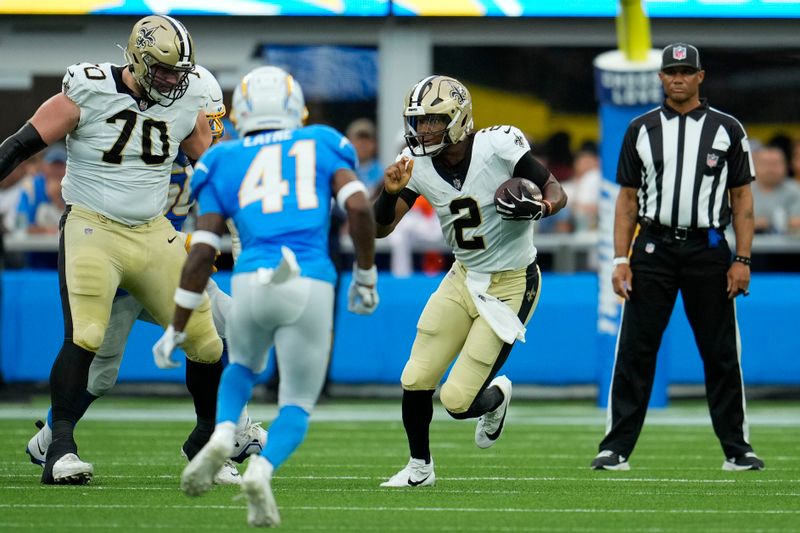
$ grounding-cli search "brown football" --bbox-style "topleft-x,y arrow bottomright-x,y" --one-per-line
494,177 -> 542,206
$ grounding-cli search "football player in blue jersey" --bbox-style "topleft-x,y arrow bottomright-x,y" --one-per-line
153,66 -> 378,527
25,66 -> 265,485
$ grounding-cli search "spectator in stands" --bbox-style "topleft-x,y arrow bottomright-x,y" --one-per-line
570,141 -> 601,231
530,136 -> 573,234
0,155 -> 37,234
791,139 -> 800,180
752,145 -> 800,234
17,145 -> 67,235
346,118 -> 383,190
387,195 -> 445,277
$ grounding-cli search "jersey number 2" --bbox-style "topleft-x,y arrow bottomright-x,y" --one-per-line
102,110 -> 169,165
450,197 -> 485,250
239,140 -> 318,213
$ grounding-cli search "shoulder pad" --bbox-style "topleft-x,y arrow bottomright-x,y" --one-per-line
62,63 -> 115,105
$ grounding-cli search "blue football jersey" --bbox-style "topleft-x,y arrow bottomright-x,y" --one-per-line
164,150 -> 194,231
193,125 -> 357,283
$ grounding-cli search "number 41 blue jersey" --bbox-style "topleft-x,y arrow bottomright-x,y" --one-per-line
192,124 -> 358,284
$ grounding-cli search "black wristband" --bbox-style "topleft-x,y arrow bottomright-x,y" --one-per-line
373,187 -> 399,226
733,255 -> 751,266
0,122 -> 47,182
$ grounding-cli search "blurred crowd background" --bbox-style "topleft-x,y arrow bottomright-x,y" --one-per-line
2,5 -> 800,275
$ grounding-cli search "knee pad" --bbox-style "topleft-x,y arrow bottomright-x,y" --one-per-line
184,334 -> 223,364
72,322 -> 105,353
87,364 -> 119,397
400,359 -> 441,391
440,381 -> 472,415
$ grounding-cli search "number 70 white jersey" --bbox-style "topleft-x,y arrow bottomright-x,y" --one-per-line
61,62 -> 205,225
403,125 -> 537,274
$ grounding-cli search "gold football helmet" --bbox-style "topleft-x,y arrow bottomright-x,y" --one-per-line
124,15 -> 195,107
403,75 -> 474,157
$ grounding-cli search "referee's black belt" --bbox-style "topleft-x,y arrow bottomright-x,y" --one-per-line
638,218 -> 719,241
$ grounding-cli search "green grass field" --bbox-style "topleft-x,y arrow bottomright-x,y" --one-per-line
1,397 -> 798,532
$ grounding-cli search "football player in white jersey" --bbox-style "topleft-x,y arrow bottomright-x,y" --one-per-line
24,66 -> 266,485
0,15 -> 224,485
374,76 -> 567,487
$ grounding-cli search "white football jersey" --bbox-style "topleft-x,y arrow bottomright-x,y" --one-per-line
61,62 -> 205,225
404,125 -> 536,273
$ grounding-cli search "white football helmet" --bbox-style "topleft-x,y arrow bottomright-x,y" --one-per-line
194,65 -> 226,141
403,75 -> 473,157
231,66 -> 308,136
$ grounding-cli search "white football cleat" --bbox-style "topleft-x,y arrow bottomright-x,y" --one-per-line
380,458 -> 436,488
231,420 -> 268,464
475,375 -> 512,449
26,420 -> 51,467
242,455 -> 281,527
181,425 -> 236,496
52,453 -> 93,484
215,460 -> 242,485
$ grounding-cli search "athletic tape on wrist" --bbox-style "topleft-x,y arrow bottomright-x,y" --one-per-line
354,264 -> 377,286
336,180 -> 368,210
190,230 -> 221,251
612,257 -> 630,266
174,288 -> 203,309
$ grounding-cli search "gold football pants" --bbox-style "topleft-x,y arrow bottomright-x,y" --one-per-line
401,260 -> 541,414
59,205 -> 222,363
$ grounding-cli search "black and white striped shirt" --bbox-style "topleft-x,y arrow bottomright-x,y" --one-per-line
617,99 -> 755,229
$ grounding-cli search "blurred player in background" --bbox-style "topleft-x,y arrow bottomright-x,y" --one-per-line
153,66 -> 377,527
25,66 -> 266,485
373,75 -> 567,487
0,15 -> 224,485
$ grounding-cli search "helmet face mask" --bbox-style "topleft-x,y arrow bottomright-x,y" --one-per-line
404,114 -> 450,157
403,76 -> 473,157
194,65 -> 226,143
124,15 -> 195,107
231,66 -> 308,137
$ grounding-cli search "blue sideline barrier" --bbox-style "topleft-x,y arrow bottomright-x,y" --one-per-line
2,270 -> 799,387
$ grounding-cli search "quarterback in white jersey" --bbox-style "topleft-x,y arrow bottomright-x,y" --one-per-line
0,15 -> 223,485
402,125 -> 537,273
373,76 -> 567,488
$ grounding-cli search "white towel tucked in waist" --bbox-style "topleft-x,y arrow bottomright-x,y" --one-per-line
465,270 -> 526,344
256,246 -> 301,285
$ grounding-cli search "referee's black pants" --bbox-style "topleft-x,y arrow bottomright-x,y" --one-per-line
599,227 -> 754,459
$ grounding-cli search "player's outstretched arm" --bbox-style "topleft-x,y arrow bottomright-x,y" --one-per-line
180,110 -> 213,161
153,213 -> 224,369
0,93 -> 78,181
334,168 -> 380,315
334,169 -> 376,271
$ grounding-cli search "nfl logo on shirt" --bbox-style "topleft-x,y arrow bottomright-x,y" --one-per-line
707,153 -> 719,168
673,46 -> 687,60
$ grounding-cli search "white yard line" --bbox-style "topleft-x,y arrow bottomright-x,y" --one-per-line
1,404 -> 799,426
0,503 -> 798,514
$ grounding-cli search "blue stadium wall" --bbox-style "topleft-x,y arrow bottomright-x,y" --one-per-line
2,271 -> 798,386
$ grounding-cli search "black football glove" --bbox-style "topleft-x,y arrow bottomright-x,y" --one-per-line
495,186 -> 551,221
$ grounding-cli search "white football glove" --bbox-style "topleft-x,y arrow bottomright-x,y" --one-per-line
152,325 -> 187,369
348,264 -> 379,315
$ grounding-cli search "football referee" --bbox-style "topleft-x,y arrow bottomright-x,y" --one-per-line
591,43 -> 764,471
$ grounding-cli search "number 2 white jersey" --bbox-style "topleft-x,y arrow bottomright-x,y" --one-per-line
61,63 -> 204,225
404,125 -> 537,274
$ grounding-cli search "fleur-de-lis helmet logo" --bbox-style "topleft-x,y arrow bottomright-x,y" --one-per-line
136,27 -> 157,50
449,83 -> 467,105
